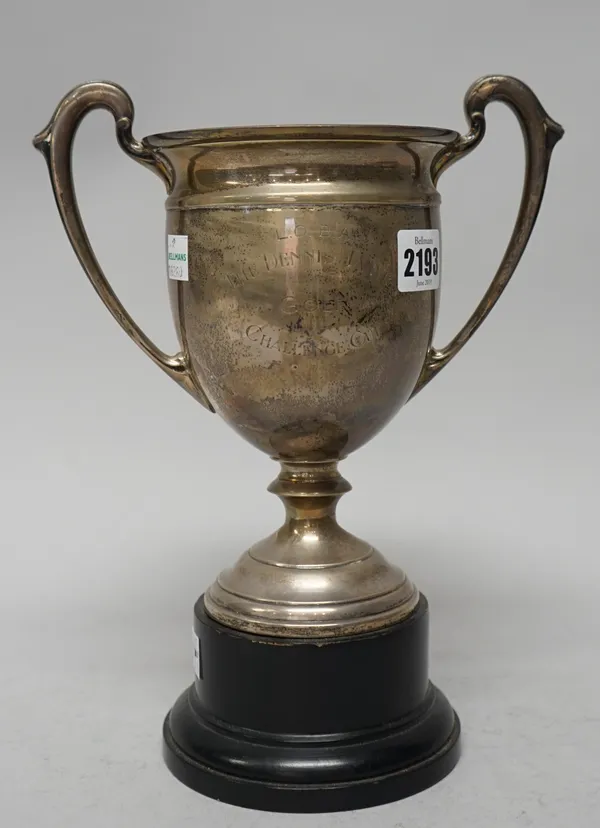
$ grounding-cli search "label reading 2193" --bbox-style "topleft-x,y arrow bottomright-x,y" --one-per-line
397,229 -> 440,292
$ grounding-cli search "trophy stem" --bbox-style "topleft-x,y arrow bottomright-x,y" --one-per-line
268,458 -> 351,524
203,459 -> 419,638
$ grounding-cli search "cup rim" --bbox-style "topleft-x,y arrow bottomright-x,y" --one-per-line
143,123 -> 459,148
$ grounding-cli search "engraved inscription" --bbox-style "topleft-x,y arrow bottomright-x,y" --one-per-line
264,250 -> 336,270
225,247 -> 390,287
274,222 -> 363,241
243,323 -> 392,357
276,224 -> 308,239
281,295 -> 341,316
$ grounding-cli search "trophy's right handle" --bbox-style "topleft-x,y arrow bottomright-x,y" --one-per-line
33,81 -> 214,411
412,75 -> 564,397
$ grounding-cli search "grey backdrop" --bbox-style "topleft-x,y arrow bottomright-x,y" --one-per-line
2,1 -> 599,826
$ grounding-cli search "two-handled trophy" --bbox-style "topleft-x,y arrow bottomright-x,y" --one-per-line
34,75 -> 563,813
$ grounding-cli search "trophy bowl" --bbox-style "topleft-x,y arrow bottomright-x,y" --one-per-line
34,75 -> 563,813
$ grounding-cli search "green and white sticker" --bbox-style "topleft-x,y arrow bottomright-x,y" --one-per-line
167,234 -> 189,281
397,229 -> 440,292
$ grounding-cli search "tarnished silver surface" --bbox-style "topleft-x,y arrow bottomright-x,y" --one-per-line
34,76 -> 563,637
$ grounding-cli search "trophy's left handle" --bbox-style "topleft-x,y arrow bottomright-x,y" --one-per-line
33,81 -> 214,411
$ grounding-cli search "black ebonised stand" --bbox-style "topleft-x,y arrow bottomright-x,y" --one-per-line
163,594 -> 460,813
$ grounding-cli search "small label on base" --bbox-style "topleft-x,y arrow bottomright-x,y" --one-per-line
193,630 -> 200,679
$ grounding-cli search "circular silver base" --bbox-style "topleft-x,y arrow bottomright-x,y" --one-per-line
204,461 -> 418,638
204,529 -> 418,638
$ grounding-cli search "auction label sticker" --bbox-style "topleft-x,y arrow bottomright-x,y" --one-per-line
167,234 -> 189,281
397,229 -> 440,292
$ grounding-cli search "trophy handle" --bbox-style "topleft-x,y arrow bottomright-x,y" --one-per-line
33,82 -> 214,411
411,75 -> 564,397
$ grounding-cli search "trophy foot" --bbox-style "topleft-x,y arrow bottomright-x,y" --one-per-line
204,461 -> 419,638
163,595 -> 460,813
